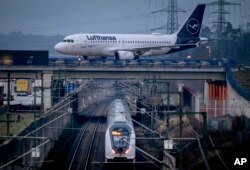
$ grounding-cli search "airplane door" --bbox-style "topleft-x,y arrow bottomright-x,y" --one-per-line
81,39 -> 87,48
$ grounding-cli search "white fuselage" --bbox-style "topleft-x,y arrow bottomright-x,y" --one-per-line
55,4 -> 207,60
55,33 -> 177,57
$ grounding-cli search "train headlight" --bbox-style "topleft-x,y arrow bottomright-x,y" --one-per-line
111,149 -> 116,154
125,149 -> 129,154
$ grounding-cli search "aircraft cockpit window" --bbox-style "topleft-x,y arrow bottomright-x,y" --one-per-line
62,39 -> 74,43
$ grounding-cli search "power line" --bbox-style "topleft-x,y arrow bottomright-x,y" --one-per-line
151,0 -> 186,34
207,0 -> 241,59
166,0 -> 186,34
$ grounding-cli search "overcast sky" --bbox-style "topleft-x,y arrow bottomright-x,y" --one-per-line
0,0 -> 249,36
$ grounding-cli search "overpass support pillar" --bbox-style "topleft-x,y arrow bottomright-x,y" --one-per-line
42,72 -> 53,111
194,93 -> 201,120
178,83 -> 184,92
194,93 -> 201,112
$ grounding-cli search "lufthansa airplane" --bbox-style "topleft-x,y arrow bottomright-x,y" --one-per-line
55,4 -> 207,60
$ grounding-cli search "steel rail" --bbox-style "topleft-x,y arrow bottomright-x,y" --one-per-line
84,117 -> 101,170
67,116 -> 93,170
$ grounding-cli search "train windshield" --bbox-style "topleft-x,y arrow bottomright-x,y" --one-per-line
111,127 -> 129,148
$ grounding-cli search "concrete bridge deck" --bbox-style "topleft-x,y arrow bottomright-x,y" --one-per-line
0,65 -> 226,80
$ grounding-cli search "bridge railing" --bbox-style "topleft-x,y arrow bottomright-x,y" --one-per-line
48,58 -> 236,69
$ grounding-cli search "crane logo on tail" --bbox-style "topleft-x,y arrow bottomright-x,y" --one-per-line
186,18 -> 200,35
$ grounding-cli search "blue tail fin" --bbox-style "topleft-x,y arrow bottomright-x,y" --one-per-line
175,4 -> 206,43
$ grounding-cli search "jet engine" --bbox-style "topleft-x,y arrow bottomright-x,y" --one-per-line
115,51 -> 138,60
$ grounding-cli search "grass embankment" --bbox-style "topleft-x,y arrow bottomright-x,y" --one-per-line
233,70 -> 250,93
0,113 -> 34,136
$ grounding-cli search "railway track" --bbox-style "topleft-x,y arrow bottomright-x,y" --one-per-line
67,102 -> 108,170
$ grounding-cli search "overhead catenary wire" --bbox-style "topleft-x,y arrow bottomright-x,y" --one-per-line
0,139 -> 51,169
121,137 -> 176,170
208,135 -> 229,170
124,98 -> 172,138
197,135 -> 210,170
123,98 -> 198,152
185,114 -> 202,138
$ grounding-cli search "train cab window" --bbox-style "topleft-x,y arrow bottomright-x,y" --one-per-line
111,128 -> 129,148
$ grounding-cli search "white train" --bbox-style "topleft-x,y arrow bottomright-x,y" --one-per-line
105,99 -> 136,162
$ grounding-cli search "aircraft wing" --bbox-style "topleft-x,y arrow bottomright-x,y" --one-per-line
110,43 -> 198,55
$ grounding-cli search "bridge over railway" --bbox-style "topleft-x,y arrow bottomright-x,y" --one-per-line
0,60 -> 234,113
0,63 -> 227,80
